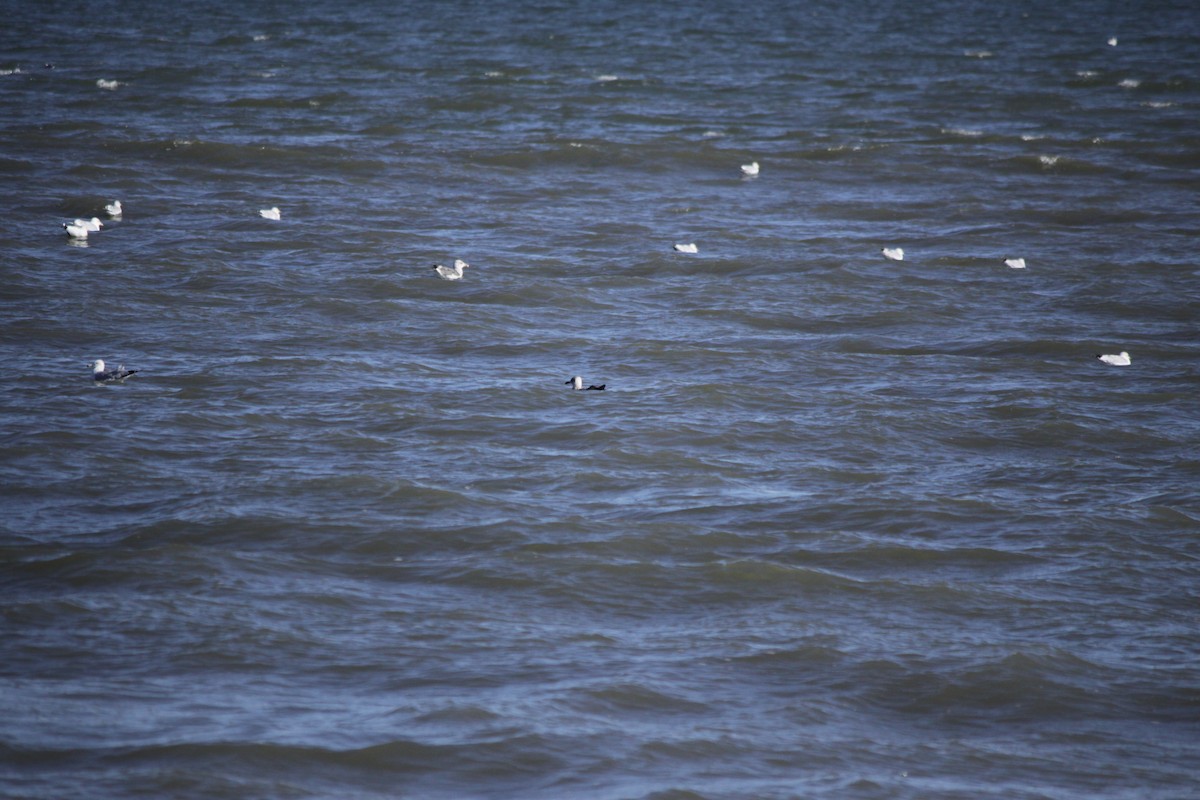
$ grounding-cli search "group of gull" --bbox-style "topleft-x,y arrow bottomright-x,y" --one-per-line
79,157 -> 1132,387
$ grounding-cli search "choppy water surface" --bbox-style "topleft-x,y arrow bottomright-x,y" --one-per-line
2,1 -> 1199,798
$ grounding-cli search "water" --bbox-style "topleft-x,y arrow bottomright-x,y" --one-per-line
2,1 -> 1199,798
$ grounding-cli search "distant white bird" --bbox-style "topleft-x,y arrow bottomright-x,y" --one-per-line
433,259 -> 469,280
96,79 -> 121,90
1107,37 -> 1118,47
881,247 -> 904,261
741,161 -> 759,176
1004,257 -> 1026,269
90,359 -> 138,383
63,222 -> 89,240
259,206 -> 281,220
566,375 -> 605,391
673,243 -> 699,254
1096,351 -> 1131,366
105,200 -> 122,218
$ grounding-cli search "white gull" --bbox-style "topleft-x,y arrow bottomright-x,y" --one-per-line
1096,351 -> 1131,366
259,206 -> 281,220
105,200 -> 122,218
90,359 -> 139,383
673,243 -> 698,254
566,376 -> 605,391
1004,257 -> 1026,269
881,247 -> 904,261
433,259 -> 469,280
741,161 -> 759,176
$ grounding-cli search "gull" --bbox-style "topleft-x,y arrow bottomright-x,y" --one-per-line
1096,351 -> 1131,366
105,200 -> 122,218
433,259 -> 469,280
566,376 -> 605,391
90,359 -> 139,383
741,161 -> 759,176
259,206 -> 281,220
1004,257 -> 1026,269
1107,37 -> 1118,47
673,243 -> 698,254
73,217 -> 104,232
881,247 -> 904,261
63,222 -> 89,239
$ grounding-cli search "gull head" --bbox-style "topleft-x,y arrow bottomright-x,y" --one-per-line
91,359 -> 106,373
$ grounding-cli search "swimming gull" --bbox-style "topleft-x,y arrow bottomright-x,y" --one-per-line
741,161 -> 759,176
73,217 -> 104,232
63,222 -> 90,240
1096,351 -> 1131,366
1004,257 -> 1026,269
673,243 -> 699,254
881,247 -> 904,261
1107,37 -> 1118,47
566,376 -> 605,391
259,206 -> 281,220
433,259 -> 469,280
90,359 -> 139,382
105,200 -> 122,218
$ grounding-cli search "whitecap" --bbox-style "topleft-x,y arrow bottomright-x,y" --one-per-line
1144,100 -> 1174,109
96,79 -> 122,90
701,130 -> 724,139
253,34 -> 270,42
944,127 -> 984,137
964,49 -> 994,58
1107,37 -> 1118,47
1076,70 -> 1099,79
1020,134 -> 1044,142
1119,78 -> 1141,89
484,71 -> 504,78
595,74 -> 619,82
0,68 -> 21,77
1039,155 -> 1059,167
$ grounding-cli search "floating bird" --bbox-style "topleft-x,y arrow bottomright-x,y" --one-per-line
673,243 -> 698,254
73,217 -> 104,232
741,161 -> 759,176
433,259 -> 469,280
259,206 -> 281,220
63,222 -> 89,240
1004,257 -> 1026,269
90,359 -> 138,383
105,200 -> 122,218
566,376 -> 605,391
881,247 -> 904,261
1107,37 -> 1118,47
1096,351 -> 1131,366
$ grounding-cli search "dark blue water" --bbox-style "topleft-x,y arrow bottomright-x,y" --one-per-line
2,1 -> 1199,798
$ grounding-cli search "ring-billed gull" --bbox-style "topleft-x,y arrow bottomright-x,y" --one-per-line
90,359 -> 138,383
673,243 -> 698,253
73,217 -> 104,232
1004,257 -> 1026,269
63,222 -> 90,239
259,206 -> 281,220
1096,351 -> 1131,366
566,376 -> 605,390
433,259 -> 469,280
105,200 -> 122,218
881,247 -> 904,261
741,161 -> 759,176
